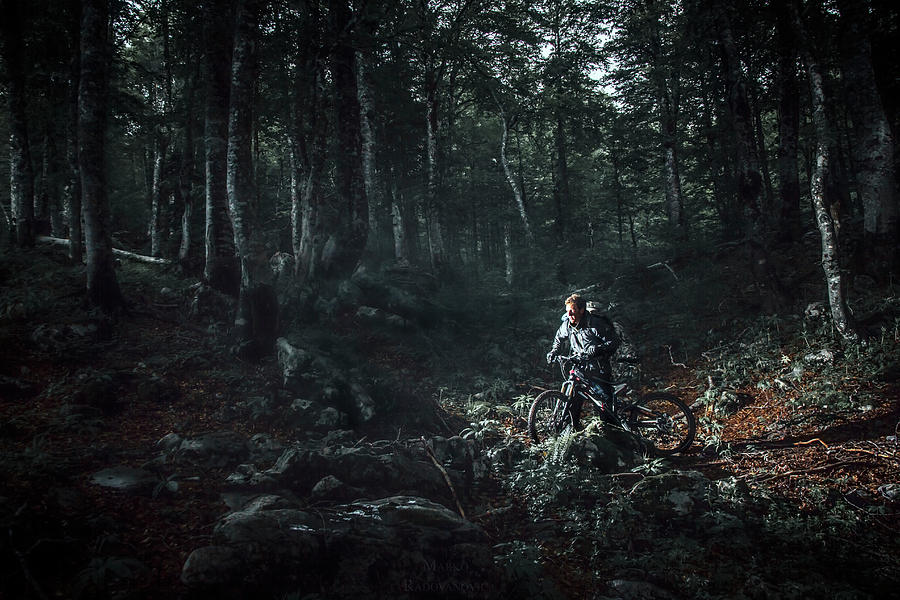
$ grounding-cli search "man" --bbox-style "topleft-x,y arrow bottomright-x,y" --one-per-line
545,293 -> 620,427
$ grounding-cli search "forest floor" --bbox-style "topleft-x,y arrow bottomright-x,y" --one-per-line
1,244 -> 899,598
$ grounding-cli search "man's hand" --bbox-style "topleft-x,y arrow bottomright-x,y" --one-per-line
546,350 -> 558,365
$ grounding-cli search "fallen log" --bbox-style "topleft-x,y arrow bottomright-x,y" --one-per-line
37,235 -> 173,265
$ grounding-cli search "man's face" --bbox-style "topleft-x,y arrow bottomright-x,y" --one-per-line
566,302 -> 584,326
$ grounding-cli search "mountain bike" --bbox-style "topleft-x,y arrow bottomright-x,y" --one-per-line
527,355 -> 696,455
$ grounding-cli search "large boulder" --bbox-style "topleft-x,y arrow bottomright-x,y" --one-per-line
288,398 -> 348,431
224,437 -> 487,507
173,431 -> 250,469
181,495 -> 500,599
90,466 -> 160,496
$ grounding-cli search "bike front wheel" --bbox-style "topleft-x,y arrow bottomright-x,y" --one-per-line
624,392 -> 695,455
528,390 -> 575,443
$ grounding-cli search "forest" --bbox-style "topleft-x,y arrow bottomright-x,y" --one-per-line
1,0 -> 898,598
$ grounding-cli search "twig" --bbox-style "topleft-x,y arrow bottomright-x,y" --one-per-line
647,261 -> 678,280
794,438 -> 900,462
420,436 -> 466,519
665,345 -> 687,369
749,459 -> 864,481
795,438 -> 829,449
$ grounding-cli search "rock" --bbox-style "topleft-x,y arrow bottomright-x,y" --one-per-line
877,483 -> 900,502
31,322 -> 99,354
355,305 -> 412,330
804,302 -> 826,319
803,348 -> 835,365
176,431 -> 249,469
350,268 -> 440,327
91,466 -> 159,496
567,428 -> 643,472
349,382 -> 376,423
157,432 -> 183,454
181,495 -> 500,598
248,433 -> 285,465
276,337 -> 313,392
181,545 -> 244,587
289,398 -> 348,431
189,284 -> 236,323
228,436 -> 483,506
310,475 -> 366,503
430,436 -> 490,480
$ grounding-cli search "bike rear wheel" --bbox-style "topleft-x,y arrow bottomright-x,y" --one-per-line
624,392 -> 695,455
528,390 -> 575,443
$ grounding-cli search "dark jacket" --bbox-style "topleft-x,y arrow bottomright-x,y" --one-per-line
550,312 -> 620,375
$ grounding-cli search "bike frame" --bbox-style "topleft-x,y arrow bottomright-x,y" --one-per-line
559,358 -> 627,421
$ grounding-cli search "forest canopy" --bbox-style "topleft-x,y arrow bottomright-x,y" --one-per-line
0,0 -> 898,344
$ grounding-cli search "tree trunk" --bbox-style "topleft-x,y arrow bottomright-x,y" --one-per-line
78,0 -> 123,311
228,0 -> 277,355
297,55 -> 328,283
424,62 -> 446,271
1,0 -> 36,247
499,110 -> 533,242
324,0 -> 368,277
289,143 -> 303,263
750,87 -> 775,219
713,2 -> 784,307
390,174 -> 409,264
552,108 -> 570,238
660,96 -> 684,234
774,0 -> 802,243
65,10 -> 83,264
203,0 -> 236,293
792,0 -> 857,341
178,61 -> 198,264
611,153 -> 624,245
150,137 -> 169,257
837,0 -> 898,273
356,49 -> 384,258
503,222 -> 513,287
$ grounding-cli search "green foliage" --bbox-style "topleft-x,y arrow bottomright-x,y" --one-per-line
494,541 -> 566,600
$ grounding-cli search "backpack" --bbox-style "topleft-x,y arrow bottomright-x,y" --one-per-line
586,300 -> 640,373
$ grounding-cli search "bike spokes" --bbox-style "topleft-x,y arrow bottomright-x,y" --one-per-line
528,390 -> 574,443
626,392 -> 695,455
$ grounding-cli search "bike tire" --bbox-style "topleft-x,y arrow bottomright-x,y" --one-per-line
624,392 -> 695,455
528,390 -> 575,443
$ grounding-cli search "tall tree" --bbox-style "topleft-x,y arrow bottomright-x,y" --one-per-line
203,0 -> 236,293
711,0 -> 784,307
837,0 -> 898,273
0,0 -> 36,247
62,0 -> 83,263
774,0 -> 802,242
228,0 -> 278,354
791,0 -> 857,341
78,0 -> 123,310
323,0 -> 368,276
